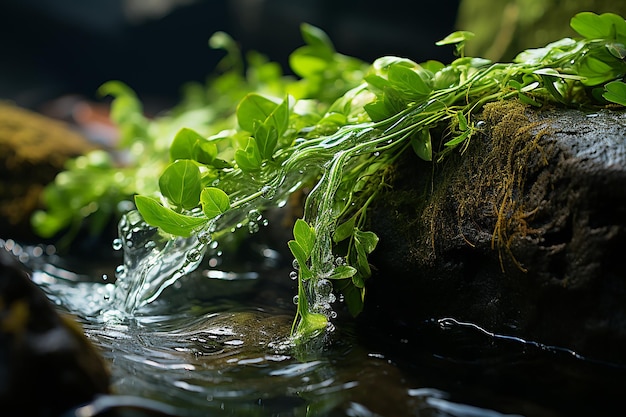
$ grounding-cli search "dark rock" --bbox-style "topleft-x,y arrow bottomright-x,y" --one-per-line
0,247 -> 110,416
366,99 -> 626,364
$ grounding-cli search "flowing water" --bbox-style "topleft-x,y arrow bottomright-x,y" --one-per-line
4,229 -> 626,417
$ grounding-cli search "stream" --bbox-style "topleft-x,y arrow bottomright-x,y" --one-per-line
4,226 -> 625,417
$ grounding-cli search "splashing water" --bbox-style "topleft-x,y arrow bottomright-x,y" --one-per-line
106,210 -> 208,319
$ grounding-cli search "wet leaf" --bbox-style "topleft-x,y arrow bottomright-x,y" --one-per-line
200,187 -> 230,219
135,196 -> 207,237
158,160 -> 202,210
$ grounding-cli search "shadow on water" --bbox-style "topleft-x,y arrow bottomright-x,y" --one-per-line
5,237 -> 626,417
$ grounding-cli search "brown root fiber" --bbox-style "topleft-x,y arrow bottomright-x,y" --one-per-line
366,98 -> 626,363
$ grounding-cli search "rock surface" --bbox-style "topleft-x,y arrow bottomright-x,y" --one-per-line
366,100 -> 626,364
0,247 -> 110,416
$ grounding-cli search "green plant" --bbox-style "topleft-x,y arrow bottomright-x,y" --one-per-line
34,12 -> 626,340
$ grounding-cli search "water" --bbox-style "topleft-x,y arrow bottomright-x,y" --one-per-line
4,238 -> 626,416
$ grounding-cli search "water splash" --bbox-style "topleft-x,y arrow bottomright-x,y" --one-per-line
108,210 -> 208,318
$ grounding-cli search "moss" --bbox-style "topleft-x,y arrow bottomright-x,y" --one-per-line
0,101 -> 95,238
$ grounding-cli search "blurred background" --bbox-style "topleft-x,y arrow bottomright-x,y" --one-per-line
0,0 -> 461,113
2,0 -> 626,115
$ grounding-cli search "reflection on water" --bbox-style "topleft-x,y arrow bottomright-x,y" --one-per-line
3,238 -> 626,416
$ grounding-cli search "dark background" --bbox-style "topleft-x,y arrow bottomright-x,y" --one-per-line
0,0 -> 461,112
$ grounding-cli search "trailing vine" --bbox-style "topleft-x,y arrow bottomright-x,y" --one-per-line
34,12 -> 626,340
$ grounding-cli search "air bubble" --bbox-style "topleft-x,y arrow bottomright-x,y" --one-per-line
112,239 -> 123,251
115,265 -> 127,278
292,259 -> 300,270
292,295 -> 299,305
316,279 -> 332,297
334,256 -> 345,266
289,271 -> 298,280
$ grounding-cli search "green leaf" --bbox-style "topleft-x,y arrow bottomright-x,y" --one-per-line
387,64 -> 432,99
234,137 -> 262,172
603,80 -> 626,106
170,128 -> 218,165
171,128 -> 202,161
200,187 -> 230,219
333,216 -> 356,243
570,12 -> 626,43
288,240 -> 309,272
158,160 -> 202,210
194,140 -> 218,165
435,31 -> 475,46
355,230 -> 379,254
329,265 -> 357,280
411,128 -> 432,161
293,218 -> 315,257
135,195 -> 207,237
253,123 -> 278,160
300,23 -> 335,54
237,93 -> 282,132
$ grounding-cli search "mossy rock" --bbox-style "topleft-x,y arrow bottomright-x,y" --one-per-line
0,102 -> 96,241
366,99 -> 626,364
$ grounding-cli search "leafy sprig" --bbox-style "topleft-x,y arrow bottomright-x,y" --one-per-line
33,12 -> 626,341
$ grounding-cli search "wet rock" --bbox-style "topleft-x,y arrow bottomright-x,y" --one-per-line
0,248 -> 110,416
366,100 -> 626,364
0,101 -> 96,242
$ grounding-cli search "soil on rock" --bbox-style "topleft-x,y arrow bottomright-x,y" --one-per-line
365,99 -> 626,364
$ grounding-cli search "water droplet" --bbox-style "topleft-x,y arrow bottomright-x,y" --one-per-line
144,240 -> 156,249
334,256 -> 345,266
292,259 -> 300,270
289,271 -> 298,280
112,238 -> 123,251
330,311 -> 338,319
186,249 -> 202,262
248,221 -> 260,234
316,279 -> 332,297
261,185 -> 276,200
115,265 -> 127,278
292,295 -> 299,305
209,240 -> 219,249
198,230 -> 212,244
248,209 -> 262,222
